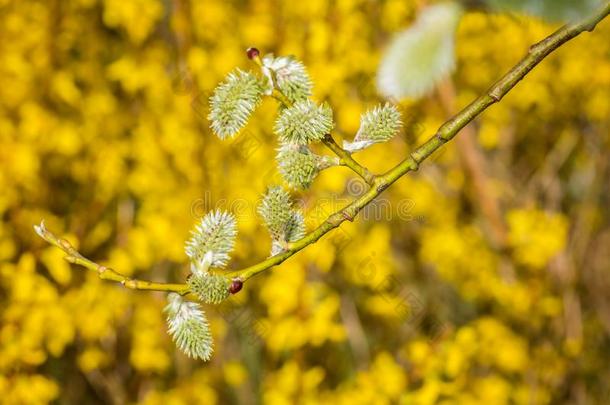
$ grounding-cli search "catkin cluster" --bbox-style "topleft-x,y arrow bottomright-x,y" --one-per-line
166,48 -> 403,361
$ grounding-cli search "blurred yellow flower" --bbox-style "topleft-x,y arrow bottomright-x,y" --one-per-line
2,0 -> 609,403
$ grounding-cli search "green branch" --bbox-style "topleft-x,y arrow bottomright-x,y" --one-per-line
36,2 -> 610,290
227,2 -> 610,282
34,221 -> 189,294
321,133 -> 376,185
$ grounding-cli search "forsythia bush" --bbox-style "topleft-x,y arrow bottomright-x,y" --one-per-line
1,0 -> 610,403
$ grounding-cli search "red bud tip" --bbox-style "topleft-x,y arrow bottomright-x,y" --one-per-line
229,278 -> 243,294
246,47 -> 260,60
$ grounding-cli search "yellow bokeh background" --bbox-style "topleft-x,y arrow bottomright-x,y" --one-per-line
1,0 -> 610,403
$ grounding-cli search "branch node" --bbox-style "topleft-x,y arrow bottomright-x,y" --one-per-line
528,42 -> 540,54
341,210 -> 356,222
59,238 -> 73,251
64,255 -> 77,264
123,279 -> 137,289
488,90 -> 502,102
376,181 -> 389,193
322,133 -> 375,185
409,154 -> 420,171
435,131 -> 449,144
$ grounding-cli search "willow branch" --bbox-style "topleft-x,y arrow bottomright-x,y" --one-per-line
226,2 -> 610,282
34,221 -> 189,294
36,3 -> 610,290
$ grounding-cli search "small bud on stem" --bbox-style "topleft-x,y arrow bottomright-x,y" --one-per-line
246,47 -> 263,67
229,278 -> 243,294
246,47 -> 260,59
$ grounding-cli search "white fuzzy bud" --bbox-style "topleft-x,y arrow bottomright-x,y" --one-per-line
262,54 -> 313,103
208,69 -> 264,139
258,186 -> 306,255
275,99 -> 334,145
343,104 -> 402,152
276,144 -> 339,189
165,293 -> 213,361
185,210 -> 237,268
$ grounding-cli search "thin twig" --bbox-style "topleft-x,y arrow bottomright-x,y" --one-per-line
34,221 -> 189,294
321,133 -> 376,185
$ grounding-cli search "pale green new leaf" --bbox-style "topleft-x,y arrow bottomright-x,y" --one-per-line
377,2 -> 463,100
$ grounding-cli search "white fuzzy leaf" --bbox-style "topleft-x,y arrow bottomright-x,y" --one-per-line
377,2 -> 463,100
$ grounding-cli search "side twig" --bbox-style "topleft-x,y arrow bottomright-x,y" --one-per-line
264,62 -> 374,184
321,133 -> 376,185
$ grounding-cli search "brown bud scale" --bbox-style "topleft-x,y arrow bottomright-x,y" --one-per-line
229,278 -> 243,294
246,47 -> 260,60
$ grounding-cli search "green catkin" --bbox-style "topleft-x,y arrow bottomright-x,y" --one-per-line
208,69 -> 264,139
165,293 -> 214,360
274,99 -> 334,145
344,103 -> 403,152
